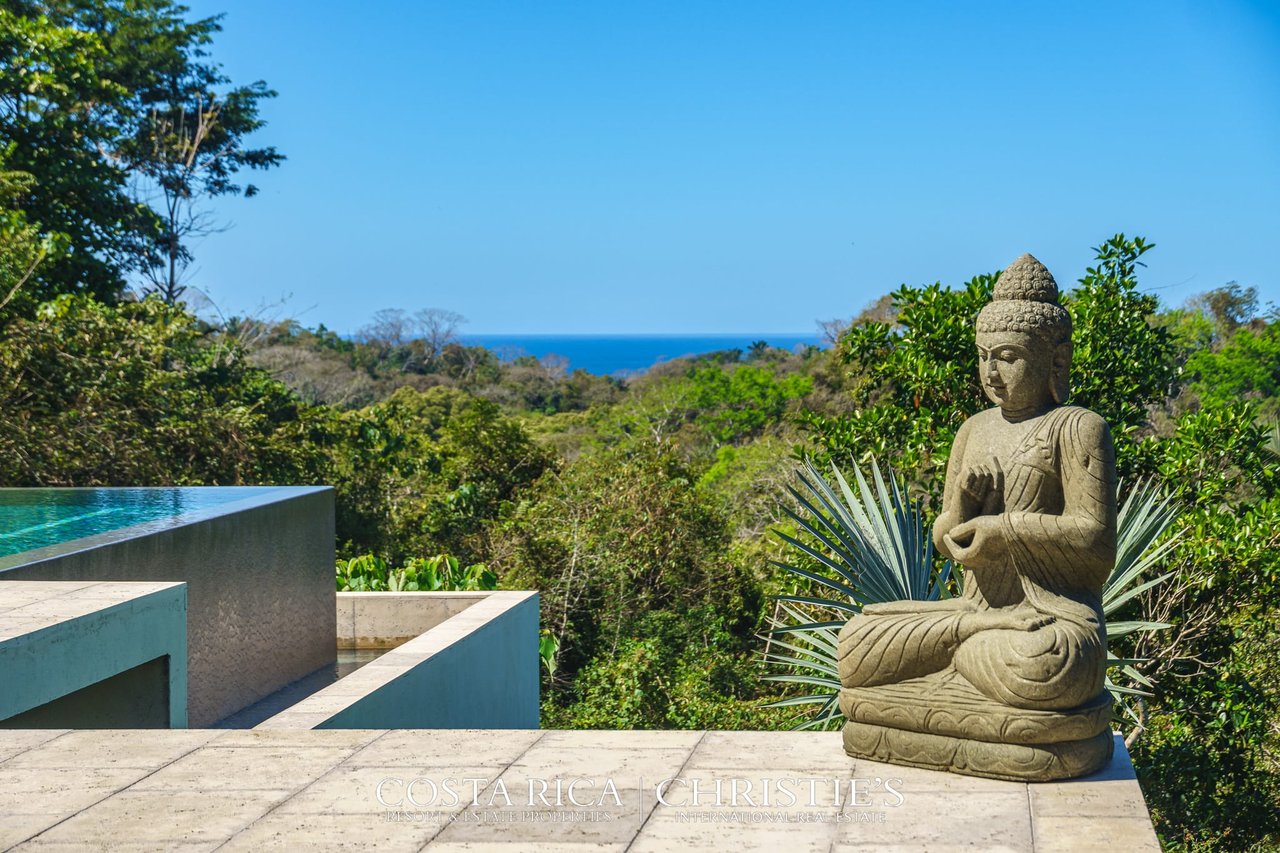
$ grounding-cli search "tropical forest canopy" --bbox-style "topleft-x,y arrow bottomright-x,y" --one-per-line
1,4 -> 1278,850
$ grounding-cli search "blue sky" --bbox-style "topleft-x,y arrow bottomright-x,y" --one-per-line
182,1 -> 1280,335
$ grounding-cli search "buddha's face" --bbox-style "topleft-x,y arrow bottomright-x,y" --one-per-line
976,331 -> 1055,413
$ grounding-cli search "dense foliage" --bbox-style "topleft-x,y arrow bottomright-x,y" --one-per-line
0,295 -> 321,485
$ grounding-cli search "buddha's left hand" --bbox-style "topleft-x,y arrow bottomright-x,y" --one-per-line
943,515 -> 1010,567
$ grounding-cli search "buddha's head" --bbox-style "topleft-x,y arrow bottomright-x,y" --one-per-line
975,254 -> 1072,415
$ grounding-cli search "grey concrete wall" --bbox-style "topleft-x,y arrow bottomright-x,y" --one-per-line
2,657 -> 172,728
1,488 -> 335,726
336,591 -> 484,649
0,582 -> 187,727
326,592 -> 539,729
260,591 -> 539,730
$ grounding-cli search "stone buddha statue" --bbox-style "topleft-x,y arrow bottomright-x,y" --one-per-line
836,253 -> 1117,781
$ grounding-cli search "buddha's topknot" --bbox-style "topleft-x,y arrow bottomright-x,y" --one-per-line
992,253 -> 1060,303
976,253 -> 1072,343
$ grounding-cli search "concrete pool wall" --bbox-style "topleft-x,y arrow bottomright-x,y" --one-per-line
259,590 -> 540,730
0,581 -> 187,728
0,487 -> 334,726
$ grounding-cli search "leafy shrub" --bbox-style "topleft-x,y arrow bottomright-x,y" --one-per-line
545,608 -> 787,730
336,553 -> 497,592
328,385 -> 552,563
0,294 -> 327,486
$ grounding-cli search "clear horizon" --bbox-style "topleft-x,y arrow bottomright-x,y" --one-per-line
459,331 -> 819,338
182,1 -> 1280,336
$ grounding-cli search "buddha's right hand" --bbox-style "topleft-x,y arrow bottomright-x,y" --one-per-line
960,460 -> 1004,515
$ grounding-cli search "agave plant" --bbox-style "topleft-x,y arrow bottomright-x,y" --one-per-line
762,458 -> 1181,730
1103,477 -> 1182,723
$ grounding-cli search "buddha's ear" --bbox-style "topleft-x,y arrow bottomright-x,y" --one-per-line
1050,341 -> 1072,404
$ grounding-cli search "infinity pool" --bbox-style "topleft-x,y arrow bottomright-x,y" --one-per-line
0,487 -> 281,559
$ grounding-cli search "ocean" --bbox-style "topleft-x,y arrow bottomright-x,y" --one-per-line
458,334 -> 825,376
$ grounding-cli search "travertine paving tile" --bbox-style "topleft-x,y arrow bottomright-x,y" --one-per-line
502,744 -> 694,778
0,766 -> 150,816
254,692 -> 356,716
298,669 -> 415,699
272,765 -> 495,815
0,813 -> 74,849
2,730 -> 218,770
13,840 -> 217,852
341,729 -> 542,768
534,730 -> 703,751
833,839 -> 1023,851
1032,815 -> 1161,852
209,728 -> 384,750
0,729 -> 1160,850
427,844 -> 626,852
125,746 -> 353,792
58,582 -> 180,600
429,805 -> 643,847
632,816 -> 840,853
252,712 -> 338,730
833,789 -> 1032,850
651,767 -> 862,812
218,810 -> 441,851
0,582 -> 97,605
23,789 -> 295,846
0,730 -> 67,764
428,745 -> 694,847
685,730 -> 858,774
1029,776 -> 1151,818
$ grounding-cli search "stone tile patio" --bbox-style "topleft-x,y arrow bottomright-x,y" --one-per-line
0,729 -> 1159,851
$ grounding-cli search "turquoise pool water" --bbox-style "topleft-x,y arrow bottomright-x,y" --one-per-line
0,488 -> 280,559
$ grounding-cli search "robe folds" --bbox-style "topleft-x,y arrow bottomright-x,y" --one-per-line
838,405 -> 1115,711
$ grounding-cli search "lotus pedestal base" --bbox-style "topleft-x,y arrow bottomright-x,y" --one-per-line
838,670 -> 1114,782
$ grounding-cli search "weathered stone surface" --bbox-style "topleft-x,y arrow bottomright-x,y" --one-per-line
842,721 -> 1113,783
839,671 -> 1112,745
837,254 -> 1118,781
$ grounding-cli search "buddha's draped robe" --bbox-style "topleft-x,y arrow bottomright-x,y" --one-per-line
837,405 -> 1114,711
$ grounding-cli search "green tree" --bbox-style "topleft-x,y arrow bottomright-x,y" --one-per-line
549,608 -> 784,730
493,439 -> 763,704
681,363 -> 813,445
0,294 -> 325,486
800,273 -> 994,485
0,7 -> 143,302
1068,235 -> 1176,465
0,2 -> 280,304
329,386 -> 551,564
801,235 -> 1176,493
1128,399 -> 1280,849
0,147 -> 64,323
613,362 -> 812,453
1183,320 -> 1280,421
125,57 -> 282,304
